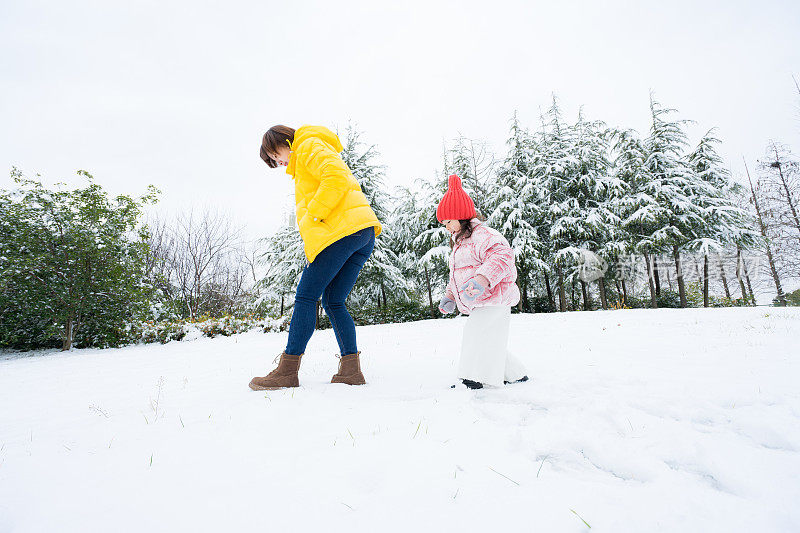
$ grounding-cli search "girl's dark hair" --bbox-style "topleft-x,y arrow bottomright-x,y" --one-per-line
450,214 -> 486,248
260,125 -> 296,168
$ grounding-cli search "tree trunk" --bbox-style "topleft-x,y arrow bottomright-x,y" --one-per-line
544,272 -> 555,311
737,245 -> 756,305
581,280 -> 590,311
760,234 -> 786,306
381,283 -> 387,309
643,252 -> 658,308
745,158 -> 787,306
718,255 -> 731,299
521,282 -> 530,313
653,256 -> 661,296
424,265 -> 435,318
280,294 -> 285,316
570,278 -> 577,311
703,254 -> 710,308
557,268 -> 567,312
62,317 -> 74,351
315,300 -> 321,329
735,247 -> 748,303
598,278 -> 608,310
673,245 -> 687,308
744,260 -> 756,304
621,279 -> 628,304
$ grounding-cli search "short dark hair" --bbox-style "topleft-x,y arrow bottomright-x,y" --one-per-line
260,125 -> 295,168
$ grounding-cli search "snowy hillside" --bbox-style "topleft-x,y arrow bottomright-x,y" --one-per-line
1,308 -> 799,532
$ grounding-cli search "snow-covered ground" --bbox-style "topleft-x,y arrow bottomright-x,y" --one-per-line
1,307 -> 799,532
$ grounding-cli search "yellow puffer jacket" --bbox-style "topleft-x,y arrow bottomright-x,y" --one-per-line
286,125 -> 382,263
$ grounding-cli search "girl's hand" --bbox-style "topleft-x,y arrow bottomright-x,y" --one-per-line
439,296 -> 455,314
460,276 -> 488,302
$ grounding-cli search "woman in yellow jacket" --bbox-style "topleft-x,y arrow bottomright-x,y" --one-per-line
249,125 -> 382,391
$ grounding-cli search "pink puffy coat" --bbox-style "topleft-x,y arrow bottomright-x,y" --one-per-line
445,220 -> 521,315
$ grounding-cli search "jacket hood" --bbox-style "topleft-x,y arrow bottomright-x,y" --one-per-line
292,125 -> 343,153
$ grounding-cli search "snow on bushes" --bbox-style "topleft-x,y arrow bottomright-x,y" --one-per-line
131,315 -> 291,345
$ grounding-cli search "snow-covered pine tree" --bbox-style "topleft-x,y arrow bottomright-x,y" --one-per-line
531,96 -> 577,311
411,176 -> 452,312
256,221 -> 306,316
339,124 -> 410,309
724,182 -> 760,304
534,97 -> 618,311
490,113 -> 546,311
627,95 -> 704,308
685,130 -> 758,306
387,185 -> 443,316
560,109 -> 618,309
609,128 -> 649,305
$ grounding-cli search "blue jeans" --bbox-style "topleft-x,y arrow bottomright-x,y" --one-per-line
285,227 -> 375,356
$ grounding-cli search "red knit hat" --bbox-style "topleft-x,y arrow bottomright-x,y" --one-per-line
436,174 -> 476,222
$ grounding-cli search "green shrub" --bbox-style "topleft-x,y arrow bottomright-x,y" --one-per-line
720,296 -> 751,307
314,299 -> 445,330
656,290 -> 682,308
259,315 -> 291,333
199,316 -> 250,338
530,295 -> 556,313
129,314 -> 290,344
623,296 -> 647,309
134,320 -> 189,344
0,170 -> 158,351
774,288 -> 800,306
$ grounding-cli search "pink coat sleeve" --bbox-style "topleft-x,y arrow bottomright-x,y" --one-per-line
445,274 -> 456,300
474,231 -> 517,289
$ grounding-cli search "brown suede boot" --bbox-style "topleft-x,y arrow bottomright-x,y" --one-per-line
331,352 -> 366,385
249,353 -> 302,390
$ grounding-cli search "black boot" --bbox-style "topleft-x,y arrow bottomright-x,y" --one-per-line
450,379 -> 485,389
504,375 -> 529,385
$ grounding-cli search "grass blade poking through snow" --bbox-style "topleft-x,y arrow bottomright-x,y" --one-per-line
488,467 -> 519,486
537,455 -> 549,478
413,421 -> 422,439
570,509 -> 591,529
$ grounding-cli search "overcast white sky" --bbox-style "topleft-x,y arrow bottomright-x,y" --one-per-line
2,0 -> 799,240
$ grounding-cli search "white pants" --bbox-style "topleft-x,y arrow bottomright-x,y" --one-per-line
458,306 -> 527,387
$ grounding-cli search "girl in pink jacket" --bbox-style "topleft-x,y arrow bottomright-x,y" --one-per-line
436,175 -> 528,389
